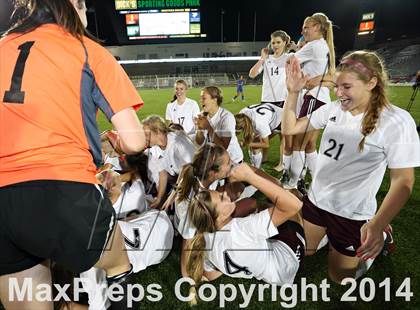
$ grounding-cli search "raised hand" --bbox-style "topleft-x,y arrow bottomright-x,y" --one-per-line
261,47 -> 269,60
228,163 -> 255,183
285,56 -> 309,93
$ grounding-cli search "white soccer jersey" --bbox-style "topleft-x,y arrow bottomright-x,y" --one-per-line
80,210 -> 173,310
205,107 -> 244,163
175,181 -> 220,240
146,146 -> 164,187
113,178 -> 148,219
308,102 -> 420,220
161,132 -> 196,176
165,98 -> 200,135
203,209 -> 300,285
259,54 -> 290,102
294,38 -> 331,104
103,154 -> 122,171
239,103 -> 283,139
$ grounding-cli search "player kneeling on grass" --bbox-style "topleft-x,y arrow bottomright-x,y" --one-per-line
185,163 -> 303,304
142,115 -> 197,209
282,51 -> 420,283
235,102 -> 283,168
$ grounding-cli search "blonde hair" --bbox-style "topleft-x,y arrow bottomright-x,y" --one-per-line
338,51 -> 390,151
235,113 -> 254,147
305,12 -> 336,74
142,115 -> 170,134
203,86 -> 223,105
270,30 -> 291,54
185,190 -> 218,286
176,144 -> 226,203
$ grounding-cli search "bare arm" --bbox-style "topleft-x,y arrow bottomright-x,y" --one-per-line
357,168 -> 415,259
249,137 -> 269,149
204,269 -> 223,281
150,170 -> 169,209
110,107 -> 146,154
195,129 -> 205,145
249,48 -> 269,78
207,126 -> 231,150
282,56 -> 316,136
230,164 -> 302,226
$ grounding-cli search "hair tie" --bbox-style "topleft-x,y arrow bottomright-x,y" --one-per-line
339,59 -> 373,79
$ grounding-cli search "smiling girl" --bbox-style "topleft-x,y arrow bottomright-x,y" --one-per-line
282,51 -> 420,283
194,86 -> 243,164
165,80 -> 200,136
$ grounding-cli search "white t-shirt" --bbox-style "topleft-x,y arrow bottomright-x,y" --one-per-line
80,210 -> 173,310
259,54 -> 290,102
294,38 -> 331,104
239,103 -> 283,138
203,209 -> 300,285
165,98 -> 200,135
161,132 -> 196,176
308,102 -> 420,220
205,107 -> 244,163
113,178 -> 148,219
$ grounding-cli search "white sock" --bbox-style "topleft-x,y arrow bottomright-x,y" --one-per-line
283,154 -> 292,171
306,151 -> 318,176
290,151 -> 305,187
250,151 -> 263,168
355,258 -> 375,279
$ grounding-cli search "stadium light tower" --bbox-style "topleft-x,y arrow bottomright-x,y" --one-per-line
221,9 -> 225,42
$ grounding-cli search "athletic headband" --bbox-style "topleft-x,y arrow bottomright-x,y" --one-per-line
339,59 -> 374,79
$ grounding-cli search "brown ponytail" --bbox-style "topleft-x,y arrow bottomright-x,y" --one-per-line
235,113 -> 254,147
185,191 -> 218,286
176,144 -> 226,203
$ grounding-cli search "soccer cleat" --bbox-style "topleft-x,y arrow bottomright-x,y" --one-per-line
297,178 -> 307,196
280,170 -> 292,188
381,224 -> 395,256
106,264 -> 140,309
273,162 -> 283,172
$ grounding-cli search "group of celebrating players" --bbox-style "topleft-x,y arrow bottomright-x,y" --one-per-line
1,0 -> 419,309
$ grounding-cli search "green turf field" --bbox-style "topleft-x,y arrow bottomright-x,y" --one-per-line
95,85 -> 420,310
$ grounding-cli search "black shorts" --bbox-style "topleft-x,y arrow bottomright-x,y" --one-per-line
0,180 -> 116,276
270,221 -> 305,265
298,95 -> 326,118
302,196 -> 368,257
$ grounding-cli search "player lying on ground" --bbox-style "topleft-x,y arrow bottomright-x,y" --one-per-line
185,163 -> 303,305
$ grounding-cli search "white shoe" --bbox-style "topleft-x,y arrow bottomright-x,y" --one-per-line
273,162 -> 283,172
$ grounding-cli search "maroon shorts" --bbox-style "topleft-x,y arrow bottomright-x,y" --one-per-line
298,95 -> 326,118
270,221 -> 305,265
302,196 -> 368,257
